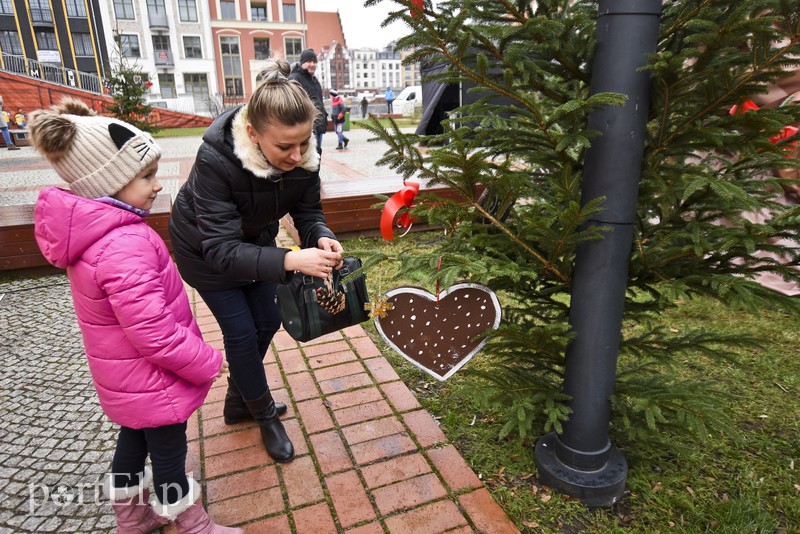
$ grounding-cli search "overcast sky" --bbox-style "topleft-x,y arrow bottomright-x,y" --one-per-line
304,0 -> 420,50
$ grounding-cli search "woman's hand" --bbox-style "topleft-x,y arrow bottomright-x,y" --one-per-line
284,247 -> 342,278
317,238 -> 344,269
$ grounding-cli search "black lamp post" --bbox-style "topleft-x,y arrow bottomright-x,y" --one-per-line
534,0 -> 663,507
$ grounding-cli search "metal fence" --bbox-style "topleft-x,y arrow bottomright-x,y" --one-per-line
0,52 -> 103,94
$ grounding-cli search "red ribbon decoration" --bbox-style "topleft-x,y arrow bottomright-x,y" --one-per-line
410,0 -> 424,19
769,125 -> 799,145
729,99 -> 760,115
381,181 -> 420,241
729,100 -> 798,152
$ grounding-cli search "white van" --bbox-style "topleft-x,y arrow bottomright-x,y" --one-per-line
395,85 -> 422,116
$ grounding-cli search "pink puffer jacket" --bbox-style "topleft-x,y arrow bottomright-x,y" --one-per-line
35,187 -> 222,429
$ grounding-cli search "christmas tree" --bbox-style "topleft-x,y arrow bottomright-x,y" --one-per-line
363,0 -> 800,449
105,40 -> 158,133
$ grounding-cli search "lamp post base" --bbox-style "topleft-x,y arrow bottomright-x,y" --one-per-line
534,432 -> 627,508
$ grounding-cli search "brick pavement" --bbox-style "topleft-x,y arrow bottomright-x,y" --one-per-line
0,129 -> 521,533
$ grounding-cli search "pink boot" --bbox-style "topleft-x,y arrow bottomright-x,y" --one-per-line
104,467 -> 170,534
152,478 -> 244,533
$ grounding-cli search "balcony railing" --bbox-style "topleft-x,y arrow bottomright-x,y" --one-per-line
148,10 -> 168,29
0,52 -> 103,94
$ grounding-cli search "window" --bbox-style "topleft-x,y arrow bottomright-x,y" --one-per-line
178,0 -> 197,22
35,31 -> 58,50
119,34 -> 140,57
147,0 -> 166,16
254,37 -> 270,60
153,34 -> 171,63
73,33 -> 94,56
152,34 -> 170,53
220,36 -> 243,96
65,0 -> 87,17
184,73 -> 209,100
220,1 -> 236,20
282,2 -> 296,22
251,2 -> 267,21
284,37 -> 301,64
0,1 -> 12,15
0,31 -> 22,54
183,36 -> 202,59
30,0 -> 52,22
159,73 -> 175,98
113,0 -> 134,19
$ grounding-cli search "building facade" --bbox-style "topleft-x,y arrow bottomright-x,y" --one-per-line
0,0 -> 108,93
98,0 -> 218,115
210,0 -> 310,101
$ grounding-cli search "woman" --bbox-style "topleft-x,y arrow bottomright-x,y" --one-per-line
169,58 -> 344,463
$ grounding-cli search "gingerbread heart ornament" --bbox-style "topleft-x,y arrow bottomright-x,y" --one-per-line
374,283 -> 502,381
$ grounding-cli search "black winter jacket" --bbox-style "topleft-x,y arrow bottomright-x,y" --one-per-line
289,65 -> 328,136
169,105 -> 335,290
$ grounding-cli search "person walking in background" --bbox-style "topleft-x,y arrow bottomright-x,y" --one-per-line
331,89 -> 349,150
15,108 -> 26,128
361,96 -> 369,118
289,48 -> 327,156
0,96 -> 20,150
169,58 -> 344,464
29,99 -> 240,533
385,87 -> 395,114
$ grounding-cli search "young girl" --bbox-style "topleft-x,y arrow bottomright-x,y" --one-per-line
30,99 -> 243,534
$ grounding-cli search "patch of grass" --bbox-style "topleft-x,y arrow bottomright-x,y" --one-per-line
153,126 -> 208,138
346,230 -> 800,533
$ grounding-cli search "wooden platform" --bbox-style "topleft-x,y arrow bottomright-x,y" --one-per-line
0,194 -> 172,271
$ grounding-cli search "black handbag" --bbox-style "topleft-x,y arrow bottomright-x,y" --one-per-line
276,256 -> 370,342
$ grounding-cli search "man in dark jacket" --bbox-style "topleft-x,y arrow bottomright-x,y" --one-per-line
289,49 -> 327,154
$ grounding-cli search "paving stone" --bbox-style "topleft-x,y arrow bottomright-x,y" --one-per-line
325,470 -> 376,528
309,431 -> 354,475
383,499 -> 468,533
292,501 -> 338,534
458,488 -> 521,533
403,410 -> 448,447
427,445 -> 483,492
325,386 -> 384,410
244,513 -> 292,533
319,373 -> 374,394
280,455 -> 325,507
296,398 -> 336,434
372,473 -> 448,515
380,380 -> 422,412
361,453 -> 433,489
334,399 -> 394,427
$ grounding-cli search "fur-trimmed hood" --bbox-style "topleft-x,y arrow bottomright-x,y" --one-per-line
230,105 -> 319,179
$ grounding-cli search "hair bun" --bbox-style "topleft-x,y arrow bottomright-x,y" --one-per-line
256,58 -> 291,85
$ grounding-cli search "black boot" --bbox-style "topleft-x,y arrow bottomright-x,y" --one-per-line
224,377 -> 286,425
335,143 -> 343,150
244,392 -> 294,463
343,137 -> 349,148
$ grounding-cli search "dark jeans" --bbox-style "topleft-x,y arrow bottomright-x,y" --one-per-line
111,422 -> 189,505
316,131 -> 324,155
198,281 -> 281,400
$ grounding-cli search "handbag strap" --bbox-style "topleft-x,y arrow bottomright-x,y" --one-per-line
303,286 -> 321,340
343,281 -> 362,320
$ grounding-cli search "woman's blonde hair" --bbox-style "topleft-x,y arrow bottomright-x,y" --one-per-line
248,58 -> 319,133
